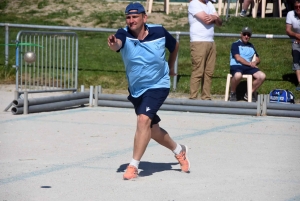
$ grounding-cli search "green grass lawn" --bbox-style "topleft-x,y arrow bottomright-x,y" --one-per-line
0,4 -> 298,99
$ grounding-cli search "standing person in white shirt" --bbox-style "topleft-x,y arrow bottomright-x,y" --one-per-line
286,0 -> 300,91
188,0 -> 222,100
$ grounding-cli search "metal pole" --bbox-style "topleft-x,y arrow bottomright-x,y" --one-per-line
94,86 -> 99,107
4,102 -> 13,112
15,43 -> 19,92
5,24 -> 9,66
267,102 -> 300,110
266,109 -> 300,118
97,93 -> 256,109
99,85 -> 102,94
256,94 -> 261,116
13,91 -> 90,107
81,85 -> 84,92
23,91 -> 28,115
97,100 -> 258,116
0,24 -> 291,39
11,98 -> 89,115
260,94 -> 265,116
263,94 -> 268,116
3,91 -> 17,112
226,0 -> 231,21
89,86 -> 94,107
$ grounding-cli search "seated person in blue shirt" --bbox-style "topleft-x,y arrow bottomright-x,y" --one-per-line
229,27 -> 266,102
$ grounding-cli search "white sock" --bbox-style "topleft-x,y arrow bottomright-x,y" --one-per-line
129,158 -> 140,169
172,143 -> 182,155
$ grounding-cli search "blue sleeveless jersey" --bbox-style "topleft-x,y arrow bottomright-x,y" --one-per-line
115,24 -> 176,97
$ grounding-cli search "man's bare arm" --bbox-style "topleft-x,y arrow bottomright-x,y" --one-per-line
108,34 -> 122,51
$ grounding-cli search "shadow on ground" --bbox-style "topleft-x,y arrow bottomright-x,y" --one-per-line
117,161 -> 180,177
282,73 -> 298,86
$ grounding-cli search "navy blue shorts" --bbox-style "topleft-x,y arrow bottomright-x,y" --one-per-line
230,65 -> 260,76
127,88 -> 169,126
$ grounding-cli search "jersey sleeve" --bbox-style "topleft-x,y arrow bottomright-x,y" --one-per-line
231,42 -> 239,57
114,28 -> 127,51
163,27 -> 177,53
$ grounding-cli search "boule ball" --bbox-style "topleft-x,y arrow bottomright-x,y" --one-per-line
24,51 -> 36,64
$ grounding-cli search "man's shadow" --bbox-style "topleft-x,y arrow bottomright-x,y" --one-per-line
117,161 -> 181,177
282,73 -> 298,86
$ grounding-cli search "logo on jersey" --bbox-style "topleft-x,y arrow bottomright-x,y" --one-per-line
146,107 -> 151,112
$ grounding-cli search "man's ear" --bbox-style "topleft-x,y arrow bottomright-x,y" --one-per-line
143,14 -> 148,22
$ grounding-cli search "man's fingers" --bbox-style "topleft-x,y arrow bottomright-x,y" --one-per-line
108,35 -> 116,43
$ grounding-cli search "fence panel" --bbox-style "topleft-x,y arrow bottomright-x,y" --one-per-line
15,31 -> 78,94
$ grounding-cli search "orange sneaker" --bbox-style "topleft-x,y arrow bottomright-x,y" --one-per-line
175,145 -> 190,173
123,165 -> 138,180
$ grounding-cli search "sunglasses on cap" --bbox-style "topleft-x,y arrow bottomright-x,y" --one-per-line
243,33 -> 251,37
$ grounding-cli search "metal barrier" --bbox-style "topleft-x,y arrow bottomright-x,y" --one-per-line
0,23 -> 290,92
9,85 -> 300,117
15,30 -> 78,94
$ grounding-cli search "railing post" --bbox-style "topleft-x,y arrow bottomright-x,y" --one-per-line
5,24 -> 9,66
23,91 -> 28,115
89,86 -> 94,107
94,86 -> 99,107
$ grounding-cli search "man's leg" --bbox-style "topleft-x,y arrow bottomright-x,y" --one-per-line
201,42 -> 216,100
190,42 -> 205,99
296,70 -> 300,90
230,72 -> 242,92
133,114 -> 152,161
296,70 -> 300,84
151,124 -> 190,173
151,124 -> 176,150
228,72 -> 242,101
123,114 -> 152,180
252,71 -> 266,92
292,43 -> 300,90
240,0 -> 253,16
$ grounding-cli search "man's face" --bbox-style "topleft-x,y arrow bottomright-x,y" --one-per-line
125,10 -> 147,32
241,32 -> 251,43
295,1 -> 300,15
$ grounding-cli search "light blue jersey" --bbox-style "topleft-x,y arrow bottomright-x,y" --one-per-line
230,39 -> 259,66
115,24 -> 177,97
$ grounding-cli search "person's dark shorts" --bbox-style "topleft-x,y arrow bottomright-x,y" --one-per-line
127,88 -> 169,126
230,65 -> 260,76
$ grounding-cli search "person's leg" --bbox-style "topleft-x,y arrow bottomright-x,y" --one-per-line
151,124 -> 176,150
292,43 -> 300,90
230,72 -> 243,92
132,114 -> 152,161
201,42 -> 216,100
190,42 -> 206,99
240,0 -> 253,16
296,70 -> 300,82
123,114 -> 152,180
252,71 -> 266,92
296,70 -> 300,90
151,124 -> 190,172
